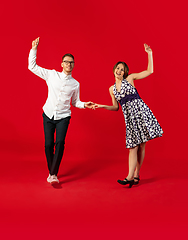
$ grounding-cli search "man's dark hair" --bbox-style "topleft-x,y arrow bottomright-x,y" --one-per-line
62,53 -> 74,61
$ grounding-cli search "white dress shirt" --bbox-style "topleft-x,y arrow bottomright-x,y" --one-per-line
28,49 -> 85,120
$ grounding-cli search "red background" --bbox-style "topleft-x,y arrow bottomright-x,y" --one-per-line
0,0 -> 187,239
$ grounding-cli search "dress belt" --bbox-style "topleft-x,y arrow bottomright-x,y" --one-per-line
119,93 -> 140,106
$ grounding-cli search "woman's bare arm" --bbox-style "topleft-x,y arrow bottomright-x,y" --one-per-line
127,44 -> 153,84
95,86 -> 119,111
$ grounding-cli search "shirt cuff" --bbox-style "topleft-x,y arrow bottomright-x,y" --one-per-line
30,49 -> 37,54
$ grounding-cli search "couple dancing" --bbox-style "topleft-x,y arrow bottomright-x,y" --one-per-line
28,37 -> 163,187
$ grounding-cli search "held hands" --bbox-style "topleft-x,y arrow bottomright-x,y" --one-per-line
144,43 -> 152,54
84,102 -> 96,109
93,104 -> 103,109
32,37 -> 40,50
84,102 -> 101,110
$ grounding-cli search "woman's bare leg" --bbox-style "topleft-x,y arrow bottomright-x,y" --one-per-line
134,142 -> 146,179
126,146 -> 139,180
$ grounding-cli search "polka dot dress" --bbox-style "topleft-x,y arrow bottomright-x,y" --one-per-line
113,79 -> 163,148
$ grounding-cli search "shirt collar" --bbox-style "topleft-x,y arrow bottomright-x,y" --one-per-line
61,71 -> 72,80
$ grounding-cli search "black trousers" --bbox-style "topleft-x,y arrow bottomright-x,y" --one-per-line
42,112 -> 71,176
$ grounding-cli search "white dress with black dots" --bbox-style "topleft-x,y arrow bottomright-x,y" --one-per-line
113,79 -> 163,148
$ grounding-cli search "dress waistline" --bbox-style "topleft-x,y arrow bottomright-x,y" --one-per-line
119,93 -> 140,106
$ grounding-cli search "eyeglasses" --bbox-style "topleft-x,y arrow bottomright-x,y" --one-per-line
63,61 -> 75,65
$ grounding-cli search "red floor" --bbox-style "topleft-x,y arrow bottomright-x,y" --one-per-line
1,149 -> 187,239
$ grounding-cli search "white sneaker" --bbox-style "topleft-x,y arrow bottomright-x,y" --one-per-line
50,175 -> 59,184
47,174 -> 52,183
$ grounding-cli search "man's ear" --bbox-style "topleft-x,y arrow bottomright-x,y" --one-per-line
61,62 -> 63,68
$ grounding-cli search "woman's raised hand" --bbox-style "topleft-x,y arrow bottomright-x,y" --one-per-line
32,37 -> 40,50
144,43 -> 152,54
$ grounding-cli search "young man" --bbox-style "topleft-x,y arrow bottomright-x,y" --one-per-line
28,37 -> 94,184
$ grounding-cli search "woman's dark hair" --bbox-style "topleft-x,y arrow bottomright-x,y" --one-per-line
62,53 -> 74,61
113,61 -> 129,78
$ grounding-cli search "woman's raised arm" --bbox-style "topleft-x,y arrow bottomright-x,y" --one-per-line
128,44 -> 153,82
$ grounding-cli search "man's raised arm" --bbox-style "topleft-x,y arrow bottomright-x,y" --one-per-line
28,37 -> 49,81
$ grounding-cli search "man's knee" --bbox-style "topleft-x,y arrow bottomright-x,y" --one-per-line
56,139 -> 65,148
45,141 -> 54,149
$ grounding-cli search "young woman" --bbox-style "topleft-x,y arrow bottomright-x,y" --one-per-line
96,44 -> 163,188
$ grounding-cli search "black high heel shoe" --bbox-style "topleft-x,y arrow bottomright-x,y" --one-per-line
134,176 -> 140,185
117,178 -> 134,188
